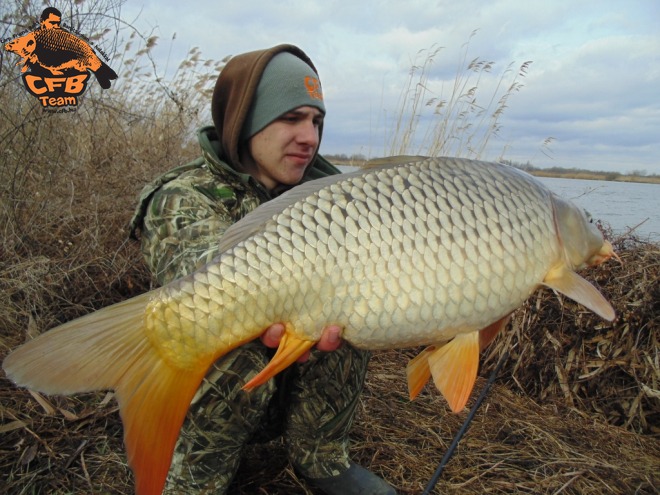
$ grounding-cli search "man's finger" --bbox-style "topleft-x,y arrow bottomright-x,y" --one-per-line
315,325 -> 343,352
260,323 -> 285,348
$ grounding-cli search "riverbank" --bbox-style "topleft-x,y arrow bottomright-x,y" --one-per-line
529,169 -> 660,184
326,155 -> 660,184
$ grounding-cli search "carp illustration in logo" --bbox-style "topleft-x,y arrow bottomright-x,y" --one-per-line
4,7 -> 118,109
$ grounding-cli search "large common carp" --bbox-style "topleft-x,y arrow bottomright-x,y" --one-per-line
3,156 -> 615,495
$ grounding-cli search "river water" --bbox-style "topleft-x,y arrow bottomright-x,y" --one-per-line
335,165 -> 659,242
538,177 -> 659,241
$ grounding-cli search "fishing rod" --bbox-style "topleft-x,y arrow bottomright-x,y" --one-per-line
422,349 -> 511,495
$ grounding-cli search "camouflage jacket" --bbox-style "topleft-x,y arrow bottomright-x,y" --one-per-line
129,126 -> 340,286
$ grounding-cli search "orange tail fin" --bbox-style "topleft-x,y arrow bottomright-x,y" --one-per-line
3,293 -> 211,495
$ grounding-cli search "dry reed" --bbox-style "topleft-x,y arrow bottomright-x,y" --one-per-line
382,31 -> 538,161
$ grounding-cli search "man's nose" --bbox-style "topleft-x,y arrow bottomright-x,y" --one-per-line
297,120 -> 319,147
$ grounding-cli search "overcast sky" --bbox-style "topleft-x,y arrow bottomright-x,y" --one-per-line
119,0 -> 659,174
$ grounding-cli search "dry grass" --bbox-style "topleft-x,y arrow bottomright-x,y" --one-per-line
0,0 -> 222,332
228,348 -> 659,495
1,2 -> 658,494
0,4 -> 218,491
482,232 -> 659,436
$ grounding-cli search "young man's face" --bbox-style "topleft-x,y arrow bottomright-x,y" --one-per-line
243,106 -> 323,191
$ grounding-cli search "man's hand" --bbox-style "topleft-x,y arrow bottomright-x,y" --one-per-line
260,323 -> 343,362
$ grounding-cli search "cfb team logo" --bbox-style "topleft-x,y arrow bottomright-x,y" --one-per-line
4,7 -> 118,111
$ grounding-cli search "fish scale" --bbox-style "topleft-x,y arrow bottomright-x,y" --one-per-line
29,28 -> 102,71
36,29 -> 88,55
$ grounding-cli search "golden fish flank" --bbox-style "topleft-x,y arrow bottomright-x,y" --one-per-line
2,157 -> 615,495
147,157 -> 560,360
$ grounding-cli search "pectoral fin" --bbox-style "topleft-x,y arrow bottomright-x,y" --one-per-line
428,331 -> 480,413
243,323 -> 315,391
543,265 -> 615,321
406,345 -> 435,400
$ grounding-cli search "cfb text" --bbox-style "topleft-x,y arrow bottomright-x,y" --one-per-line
23,74 -> 89,105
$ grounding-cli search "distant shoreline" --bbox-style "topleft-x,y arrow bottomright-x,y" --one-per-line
327,156 -> 660,185
527,170 -> 660,185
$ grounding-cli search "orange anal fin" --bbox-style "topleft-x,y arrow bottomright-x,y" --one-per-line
479,314 -> 512,351
243,324 -> 316,391
428,331 -> 480,413
543,265 -> 615,321
406,345 -> 436,400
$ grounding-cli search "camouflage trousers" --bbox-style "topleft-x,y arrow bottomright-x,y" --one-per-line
163,340 -> 371,494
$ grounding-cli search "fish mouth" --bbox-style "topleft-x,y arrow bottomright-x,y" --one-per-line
588,240 -> 621,266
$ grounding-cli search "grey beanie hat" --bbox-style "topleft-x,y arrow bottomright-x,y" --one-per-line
242,51 -> 326,139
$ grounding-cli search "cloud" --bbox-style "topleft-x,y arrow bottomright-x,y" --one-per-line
120,0 -> 660,174
502,29 -> 660,171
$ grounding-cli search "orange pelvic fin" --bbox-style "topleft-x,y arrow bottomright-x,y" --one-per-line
406,345 -> 435,400
427,331 -> 480,413
479,314 -> 511,351
243,323 -> 316,391
543,264 -> 615,321
2,293 -> 212,495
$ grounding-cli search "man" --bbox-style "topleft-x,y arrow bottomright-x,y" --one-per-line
129,44 -> 396,495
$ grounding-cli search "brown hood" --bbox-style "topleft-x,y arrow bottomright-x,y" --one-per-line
211,44 -> 324,170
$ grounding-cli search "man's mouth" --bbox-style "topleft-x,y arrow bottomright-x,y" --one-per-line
287,153 -> 312,165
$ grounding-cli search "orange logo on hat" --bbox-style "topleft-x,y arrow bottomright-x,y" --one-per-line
304,76 -> 323,101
